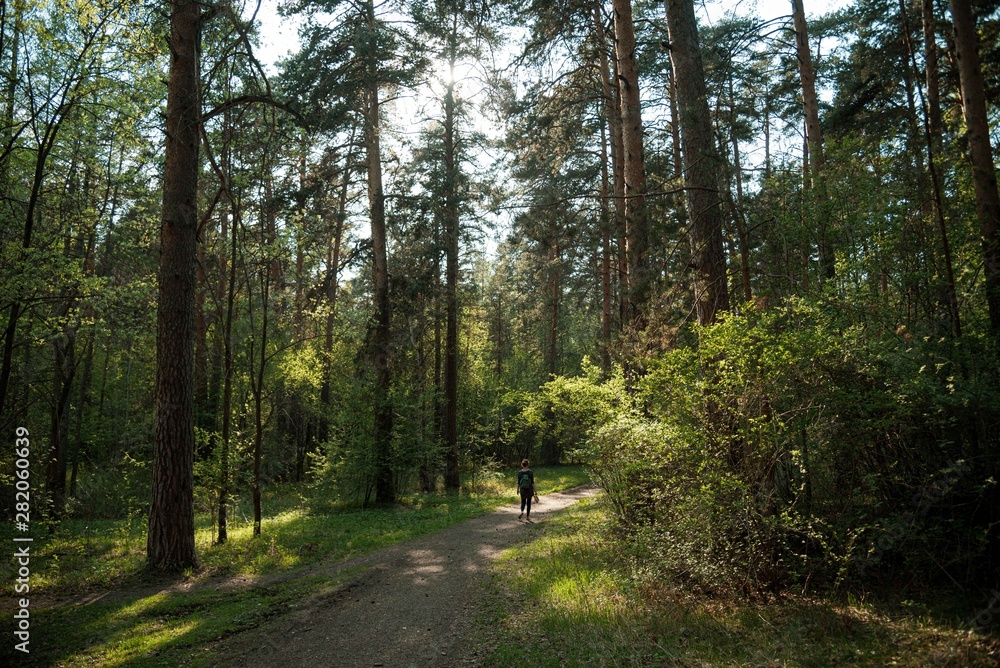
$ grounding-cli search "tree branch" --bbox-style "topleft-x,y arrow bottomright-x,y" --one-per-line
202,95 -> 309,127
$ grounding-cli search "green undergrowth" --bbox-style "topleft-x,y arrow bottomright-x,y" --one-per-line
480,495 -> 1000,667
0,465 -> 588,667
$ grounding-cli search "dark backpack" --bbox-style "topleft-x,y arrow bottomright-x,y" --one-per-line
519,470 -> 533,492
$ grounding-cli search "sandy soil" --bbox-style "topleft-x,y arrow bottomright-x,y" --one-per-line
208,485 -> 598,668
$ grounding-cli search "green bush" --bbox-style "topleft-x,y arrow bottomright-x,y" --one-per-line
567,298 -> 998,595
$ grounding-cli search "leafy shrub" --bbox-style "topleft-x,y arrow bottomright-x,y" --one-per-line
567,298 -> 1000,595
519,357 -> 629,465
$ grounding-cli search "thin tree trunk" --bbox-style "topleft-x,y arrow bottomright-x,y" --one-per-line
665,0 -> 730,325
0,0 -> 23,188
665,37 -> 689,234
70,226 -> 97,498
548,242 -> 560,377
319,137 -> 354,453
48,315 -> 75,519
727,71 -> 752,303
949,0 -> 1000,334
443,22 -> 461,492
148,0 -> 199,572
251,264 -> 268,536
217,187 -> 238,545
900,0 -> 962,337
600,117 -> 613,372
70,329 -> 93,498
923,0 -> 943,155
594,4 -> 626,334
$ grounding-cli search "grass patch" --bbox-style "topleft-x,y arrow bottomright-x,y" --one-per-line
0,464 -> 590,595
0,465 -> 589,667
2,571 -> 356,667
480,495 -> 1000,667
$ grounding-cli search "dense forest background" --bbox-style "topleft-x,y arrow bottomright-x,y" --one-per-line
1,0 -> 999,603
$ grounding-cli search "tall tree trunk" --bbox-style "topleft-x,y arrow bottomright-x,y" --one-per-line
613,0 -> 649,326
665,0 -> 730,325
727,71 -> 752,303
71,224 -> 98,499
434,203 -> 443,456
949,0 -> 1000,335
900,0 -> 962,337
594,4 -> 626,333
194,233 -> 209,433
319,138 -> 354,454
217,189 -> 238,545
365,0 -> 394,504
70,330 -> 93,499
791,0 -> 833,280
665,39 -> 689,235
548,242 -> 560,377
0,0 -> 23,189
923,0 -> 943,155
251,262 -> 269,536
48,314 -> 75,519
443,24 -> 461,493
148,0 -> 199,572
600,117 -> 613,372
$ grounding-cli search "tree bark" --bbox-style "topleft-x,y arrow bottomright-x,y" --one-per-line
949,0 -> 1000,335
600,117 -> 613,372
791,0 -> 833,280
548,242 -> 560,377
725,69 -> 752,303
216,185 -> 238,545
147,0 -> 200,572
923,0 -> 943,155
665,0 -> 730,325
443,23 -> 461,493
612,0 -> 649,326
319,137 -> 354,456
900,0 -> 962,337
594,5 -> 626,335
47,314 -> 75,518
251,262 -> 269,536
364,0 -> 394,504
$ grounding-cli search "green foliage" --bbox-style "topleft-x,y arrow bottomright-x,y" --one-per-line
519,358 -> 629,465
587,298 -> 1000,593
0,467 -> 589,667
480,496 -> 1000,668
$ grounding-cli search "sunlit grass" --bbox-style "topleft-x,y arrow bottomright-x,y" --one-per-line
481,495 -> 1000,667
0,465 -> 590,667
0,464 -> 590,598
21,574 -> 342,668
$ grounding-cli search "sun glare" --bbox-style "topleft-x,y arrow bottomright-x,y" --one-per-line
436,58 -> 478,90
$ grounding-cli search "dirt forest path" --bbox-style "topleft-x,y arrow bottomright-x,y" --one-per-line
210,484 -> 599,668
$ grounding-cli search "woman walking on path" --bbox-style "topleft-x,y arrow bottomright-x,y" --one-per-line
517,459 -> 534,521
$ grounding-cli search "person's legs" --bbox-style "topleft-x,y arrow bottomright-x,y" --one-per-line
520,494 -> 527,519
525,493 -> 532,519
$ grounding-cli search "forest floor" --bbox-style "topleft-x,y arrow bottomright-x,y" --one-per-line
201,484 -> 599,667
6,477 -> 997,666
